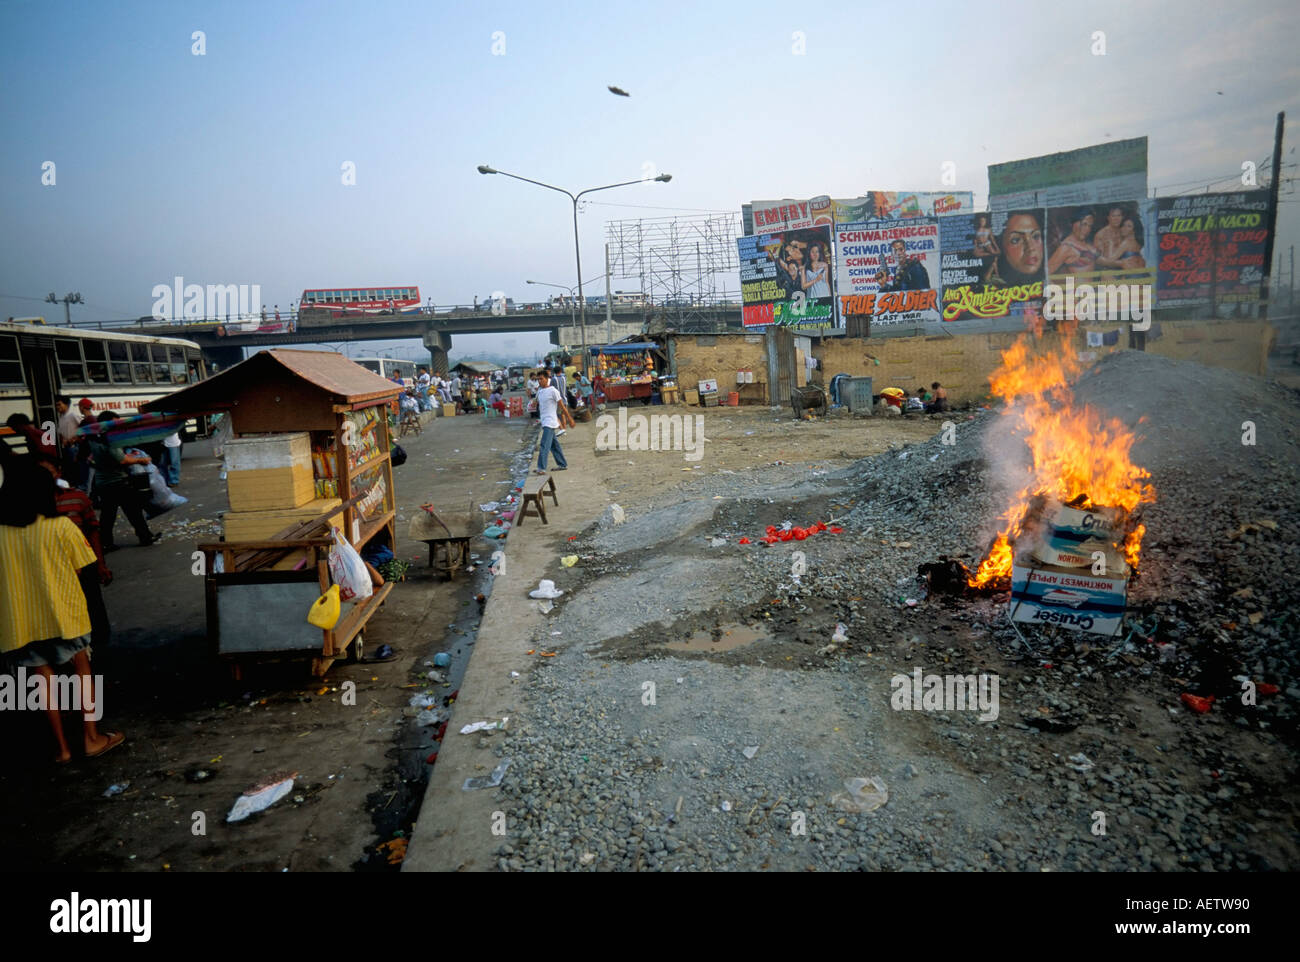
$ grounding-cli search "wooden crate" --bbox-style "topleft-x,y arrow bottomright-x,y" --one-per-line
227,463 -> 315,511
223,498 -> 344,542
225,432 -> 315,511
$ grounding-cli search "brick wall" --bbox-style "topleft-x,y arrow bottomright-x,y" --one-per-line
672,334 -> 769,402
811,320 -> 1273,405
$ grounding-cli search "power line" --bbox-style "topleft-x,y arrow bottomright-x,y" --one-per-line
584,200 -> 736,213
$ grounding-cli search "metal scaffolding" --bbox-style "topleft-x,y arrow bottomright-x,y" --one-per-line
604,212 -> 742,329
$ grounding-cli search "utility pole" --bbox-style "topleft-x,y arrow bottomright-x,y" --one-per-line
605,243 -> 613,347
1259,110 -> 1285,320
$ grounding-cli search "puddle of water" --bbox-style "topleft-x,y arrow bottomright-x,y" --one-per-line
665,623 -> 770,652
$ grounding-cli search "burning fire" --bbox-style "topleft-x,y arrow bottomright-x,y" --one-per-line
968,331 -> 1155,587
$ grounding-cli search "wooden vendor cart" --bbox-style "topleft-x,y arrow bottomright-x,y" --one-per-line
142,349 -> 403,677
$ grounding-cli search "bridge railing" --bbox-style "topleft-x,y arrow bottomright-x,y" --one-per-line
63,295 -> 744,331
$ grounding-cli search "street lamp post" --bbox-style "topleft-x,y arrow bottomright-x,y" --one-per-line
478,165 -> 670,374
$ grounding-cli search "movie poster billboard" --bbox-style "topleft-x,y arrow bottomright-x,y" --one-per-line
990,138 -> 1147,211
748,197 -> 835,233
737,227 -> 837,330
834,218 -> 941,326
938,210 -> 1046,321
745,192 -> 973,234
832,191 -> 974,223
1154,192 -> 1270,308
1045,200 -> 1156,286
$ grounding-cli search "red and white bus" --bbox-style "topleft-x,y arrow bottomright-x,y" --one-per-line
299,286 -> 422,316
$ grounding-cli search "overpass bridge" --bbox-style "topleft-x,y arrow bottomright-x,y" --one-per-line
113,303 -> 742,372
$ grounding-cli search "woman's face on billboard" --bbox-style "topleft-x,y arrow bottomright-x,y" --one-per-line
1003,214 -> 1043,275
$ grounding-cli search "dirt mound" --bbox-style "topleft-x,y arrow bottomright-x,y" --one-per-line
1069,350 -> 1299,474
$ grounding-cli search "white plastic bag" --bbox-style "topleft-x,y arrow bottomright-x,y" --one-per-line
328,528 -> 373,604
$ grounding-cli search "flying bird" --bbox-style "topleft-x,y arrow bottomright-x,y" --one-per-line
608,85 -> 630,97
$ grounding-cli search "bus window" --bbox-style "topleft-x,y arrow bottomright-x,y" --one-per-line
55,338 -> 87,384
82,340 -> 111,384
108,341 -> 132,382
168,346 -> 187,383
186,350 -> 206,384
151,344 -> 170,382
0,334 -> 22,384
130,343 -> 153,382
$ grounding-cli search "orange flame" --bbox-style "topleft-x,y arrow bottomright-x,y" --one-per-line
1123,523 -> 1146,569
968,331 -> 1155,588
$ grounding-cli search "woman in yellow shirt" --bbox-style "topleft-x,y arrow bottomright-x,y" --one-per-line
0,452 -> 125,763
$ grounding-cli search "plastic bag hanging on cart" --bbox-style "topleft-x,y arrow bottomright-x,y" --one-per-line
328,528 -> 373,604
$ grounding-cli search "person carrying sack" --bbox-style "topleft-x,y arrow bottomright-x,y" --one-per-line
88,412 -> 155,550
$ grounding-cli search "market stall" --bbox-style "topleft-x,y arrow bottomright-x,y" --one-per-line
141,349 -> 401,677
589,341 -> 672,405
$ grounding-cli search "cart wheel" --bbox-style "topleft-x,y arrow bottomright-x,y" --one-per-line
348,633 -> 364,663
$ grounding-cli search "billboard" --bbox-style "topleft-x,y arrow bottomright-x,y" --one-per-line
938,210 -> 1046,321
833,191 -> 974,223
989,138 -> 1147,211
737,227 -> 837,330
748,197 -> 834,233
1045,200 -> 1156,287
1154,192 -> 1270,308
746,192 -> 974,233
835,218 -> 941,326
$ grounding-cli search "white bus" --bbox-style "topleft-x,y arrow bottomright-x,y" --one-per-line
0,321 -> 209,438
351,357 -> 417,386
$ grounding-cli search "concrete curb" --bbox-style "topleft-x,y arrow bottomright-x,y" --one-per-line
403,418 -> 601,871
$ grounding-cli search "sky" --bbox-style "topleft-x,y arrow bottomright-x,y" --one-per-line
2,0 -> 1297,360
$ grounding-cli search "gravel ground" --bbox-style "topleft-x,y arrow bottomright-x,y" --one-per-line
481,351 -> 1300,871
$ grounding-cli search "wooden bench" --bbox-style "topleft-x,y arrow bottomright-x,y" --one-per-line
516,473 -> 558,526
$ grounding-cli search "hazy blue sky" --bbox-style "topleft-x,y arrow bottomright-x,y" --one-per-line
2,0 -> 1297,358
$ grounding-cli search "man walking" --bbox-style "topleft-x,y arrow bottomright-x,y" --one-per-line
535,371 -> 573,474
88,412 -> 155,549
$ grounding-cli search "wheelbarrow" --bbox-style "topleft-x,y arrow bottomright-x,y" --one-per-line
409,500 -> 473,580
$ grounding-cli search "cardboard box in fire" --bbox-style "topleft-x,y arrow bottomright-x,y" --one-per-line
1010,560 -> 1128,636
1009,501 -> 1132,636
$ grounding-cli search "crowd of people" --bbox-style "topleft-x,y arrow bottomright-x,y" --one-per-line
393,367 -> 527,417
524,362 -> 599,419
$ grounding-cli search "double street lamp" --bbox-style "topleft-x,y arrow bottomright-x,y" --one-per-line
477,165 -> 671,373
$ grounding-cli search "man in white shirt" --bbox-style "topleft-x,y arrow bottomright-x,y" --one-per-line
534,372 -> 574,473
416,368 -> 433,411
56,394 -> 82,446
450,375 -> 462,402
57,396 -> 94,489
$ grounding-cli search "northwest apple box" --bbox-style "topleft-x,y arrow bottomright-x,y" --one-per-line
1009,557 -> 1129,636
